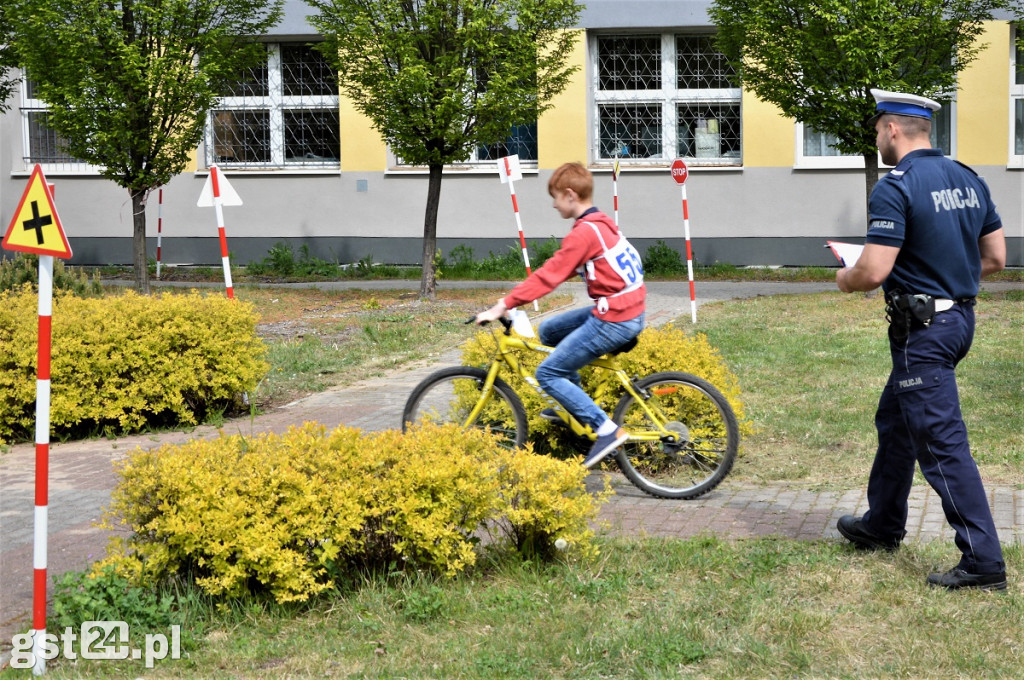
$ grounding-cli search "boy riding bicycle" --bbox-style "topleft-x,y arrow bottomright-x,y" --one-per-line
475,162 -> 646,468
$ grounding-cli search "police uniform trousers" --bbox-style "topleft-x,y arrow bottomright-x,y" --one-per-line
862,300 -> 1005,574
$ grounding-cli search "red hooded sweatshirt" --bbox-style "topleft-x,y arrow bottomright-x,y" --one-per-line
503,209 -> 645,322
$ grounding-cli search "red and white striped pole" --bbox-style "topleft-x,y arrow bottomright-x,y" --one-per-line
612,159 -> 620,225
2,168 -> 71,674
155,188 -> 164,279
671,159 -> 697,323
500,155 -> 538,311
210,166 -> 234,299
31,253 -> 54,675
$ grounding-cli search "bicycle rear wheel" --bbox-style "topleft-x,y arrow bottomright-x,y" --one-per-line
402,366 -> 528,449
612,371 -> 739,499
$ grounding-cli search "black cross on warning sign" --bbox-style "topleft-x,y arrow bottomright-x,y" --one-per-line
23,201 -> 53,245
2,164 -> 72,258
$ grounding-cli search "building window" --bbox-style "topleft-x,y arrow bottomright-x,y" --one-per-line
391,120 -> 538,168
1011,26 -> 1024,165
795,104 -> 954,169
392,121 -> 538,168
20,79 -> 92,172
207,43 -> 340,168
592,33 -> 741,166
476,123 -> 539,163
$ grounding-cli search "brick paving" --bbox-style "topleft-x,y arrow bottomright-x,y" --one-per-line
1,280 -> 1020,659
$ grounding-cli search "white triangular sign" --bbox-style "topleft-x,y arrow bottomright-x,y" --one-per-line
197,165 -> 243,207
498,154 -> 522,184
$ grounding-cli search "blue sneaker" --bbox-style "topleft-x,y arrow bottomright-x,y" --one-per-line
540,408 -> 566,424
583,428 -> 628,469
540,405 -> 573,428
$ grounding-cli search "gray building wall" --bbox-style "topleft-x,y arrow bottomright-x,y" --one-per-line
4,165 -> 1015,268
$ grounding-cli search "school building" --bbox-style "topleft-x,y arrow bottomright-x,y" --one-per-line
1,0 -> 1021,267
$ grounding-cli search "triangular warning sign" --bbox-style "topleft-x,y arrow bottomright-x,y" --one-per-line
197,165 -> 243,207
2,165 -> 72,258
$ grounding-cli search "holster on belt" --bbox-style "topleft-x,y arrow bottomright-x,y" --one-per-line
884,289 -> 936,342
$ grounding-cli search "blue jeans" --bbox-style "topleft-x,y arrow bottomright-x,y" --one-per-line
535,306 -> 645,430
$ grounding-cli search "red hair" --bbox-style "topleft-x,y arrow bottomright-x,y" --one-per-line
548,162 -> 593,201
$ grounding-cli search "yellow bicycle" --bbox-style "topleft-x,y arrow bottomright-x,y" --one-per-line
402,314 -> 739,499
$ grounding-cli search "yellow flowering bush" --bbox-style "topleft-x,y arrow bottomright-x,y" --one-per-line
99,422 -> 607,603
460,322 -> 750,457
0,287 -> 268,443
489,448 -> 610,560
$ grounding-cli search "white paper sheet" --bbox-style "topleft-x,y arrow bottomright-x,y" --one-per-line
826,241 -> 864,267
509,308 -> 536,338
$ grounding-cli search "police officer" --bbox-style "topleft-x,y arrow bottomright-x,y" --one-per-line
834,89 -> 1007,591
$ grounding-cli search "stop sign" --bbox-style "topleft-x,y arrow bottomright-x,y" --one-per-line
671,158 -> 688,185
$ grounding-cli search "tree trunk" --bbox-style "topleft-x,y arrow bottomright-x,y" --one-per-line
131,188 -> 150,294
863,151 -> 880,218
419,163 -> 444,299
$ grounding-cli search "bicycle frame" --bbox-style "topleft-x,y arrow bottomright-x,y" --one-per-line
469,325 -> 680,445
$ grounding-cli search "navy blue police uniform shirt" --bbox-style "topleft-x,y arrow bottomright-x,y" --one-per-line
865,148 -> 1002,300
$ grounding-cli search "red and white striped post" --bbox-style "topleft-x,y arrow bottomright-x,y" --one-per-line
198,165 -> 241,298
2,167 -> 72,674
612,159 -> 620,225
210,167 -> 234,298
155,187 -> 164,279
499,155 -> 538,311
32,254 -> 54,675
671,159 -> 697,323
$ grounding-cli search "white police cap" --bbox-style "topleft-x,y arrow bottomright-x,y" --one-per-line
870,88 -> 941,121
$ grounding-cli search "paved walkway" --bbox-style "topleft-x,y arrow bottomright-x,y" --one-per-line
1,280 -> 1021,657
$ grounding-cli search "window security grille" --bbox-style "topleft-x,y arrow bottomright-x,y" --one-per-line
24,111 -> 79,164
598,35 -> 661,91
208,43 -> 341,168
593,33 -> 741,166
599,103 -> 662,159
476,123 -> 539,163
676,35 -> 735,90
21,79 -> 89,170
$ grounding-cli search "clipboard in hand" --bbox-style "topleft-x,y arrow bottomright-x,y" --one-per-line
825,241 -> 864,267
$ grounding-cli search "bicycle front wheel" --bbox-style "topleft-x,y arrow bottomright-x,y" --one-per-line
612,372 -> 739,499
401,366 -> 528,449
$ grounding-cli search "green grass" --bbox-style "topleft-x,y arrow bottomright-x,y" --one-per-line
239,286 -> 574,408
19,541 -> 1023,678
693,289 -> 1023,487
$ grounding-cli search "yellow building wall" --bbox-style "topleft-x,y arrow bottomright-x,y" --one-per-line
538,30 -> 589,168
186,22 -> 1010,174
339,95 -> 387,172
957,21 -> 1010,166
731,20 -> 1012,169
740,89 -> 794,167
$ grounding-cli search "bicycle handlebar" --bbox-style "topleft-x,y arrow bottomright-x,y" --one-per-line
465,315 -> 513,334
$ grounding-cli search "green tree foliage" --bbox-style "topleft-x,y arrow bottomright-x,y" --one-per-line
709,0 -> 1021,208
0,4 -> 18,110
305,0 -> 582,298
6,0 -> 284,293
